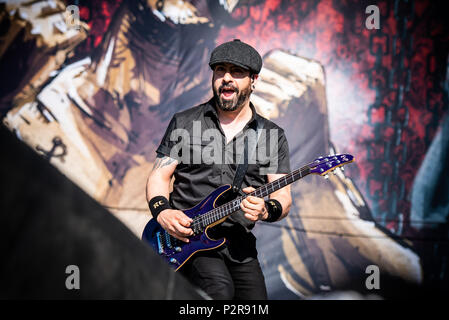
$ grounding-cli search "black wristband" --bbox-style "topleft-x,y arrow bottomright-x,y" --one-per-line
264,199 -> 283,222
148,196 -> 171,220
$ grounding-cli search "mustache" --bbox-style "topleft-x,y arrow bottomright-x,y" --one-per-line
219,84 -> 239,93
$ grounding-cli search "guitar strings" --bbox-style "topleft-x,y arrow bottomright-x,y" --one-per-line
192,164 -> 312,230
192,155 -> 349,229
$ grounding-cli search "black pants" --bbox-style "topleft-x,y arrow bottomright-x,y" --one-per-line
180,250 -> 268,300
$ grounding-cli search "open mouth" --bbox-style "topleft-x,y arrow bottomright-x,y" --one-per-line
220,86 -> 237,99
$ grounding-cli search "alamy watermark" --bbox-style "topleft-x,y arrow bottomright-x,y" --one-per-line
65,264 -> 80,290
365,5 -> 380,30
65,5 -> 81,31
365,264 -> 380,290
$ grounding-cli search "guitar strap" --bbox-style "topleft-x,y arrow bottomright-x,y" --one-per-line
231,119 -> 264,196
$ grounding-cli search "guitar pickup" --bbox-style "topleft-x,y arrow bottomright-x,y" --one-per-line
165,233 -> 172,248
156,232 -> 164,254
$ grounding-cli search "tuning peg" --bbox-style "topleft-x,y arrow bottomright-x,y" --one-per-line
324,174 -> 329,179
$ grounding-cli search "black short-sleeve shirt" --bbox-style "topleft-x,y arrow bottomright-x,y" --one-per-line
156,98 -> 291,262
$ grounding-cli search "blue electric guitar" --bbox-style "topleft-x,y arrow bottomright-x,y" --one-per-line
142,154 -> 354,271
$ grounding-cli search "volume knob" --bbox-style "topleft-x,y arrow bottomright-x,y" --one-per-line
169,258 -> 178,264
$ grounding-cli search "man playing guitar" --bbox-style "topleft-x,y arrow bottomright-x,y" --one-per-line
146,39 -> 292,300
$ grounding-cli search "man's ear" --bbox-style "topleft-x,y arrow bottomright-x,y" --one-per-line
251,74 -> 259,89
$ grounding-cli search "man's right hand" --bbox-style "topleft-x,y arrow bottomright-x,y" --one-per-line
156,209 -> 194,243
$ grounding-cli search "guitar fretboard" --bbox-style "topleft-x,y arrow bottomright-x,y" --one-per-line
192,164 -> 312,230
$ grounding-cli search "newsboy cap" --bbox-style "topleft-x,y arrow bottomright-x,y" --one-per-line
209,39 -> 262,74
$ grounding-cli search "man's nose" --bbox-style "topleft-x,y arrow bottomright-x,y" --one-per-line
223,71 -> 233,82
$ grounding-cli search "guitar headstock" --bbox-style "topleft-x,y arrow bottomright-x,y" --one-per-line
308,154 -> 354,178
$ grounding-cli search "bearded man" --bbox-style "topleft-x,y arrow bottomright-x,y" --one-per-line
146,39 -> 292,300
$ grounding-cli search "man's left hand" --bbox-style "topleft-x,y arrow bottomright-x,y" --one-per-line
240,187 -> 268,222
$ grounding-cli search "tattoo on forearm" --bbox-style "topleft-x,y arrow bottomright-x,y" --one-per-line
152,155 -> 176,171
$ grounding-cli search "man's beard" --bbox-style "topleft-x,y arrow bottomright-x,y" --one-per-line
213,83 -> 252,112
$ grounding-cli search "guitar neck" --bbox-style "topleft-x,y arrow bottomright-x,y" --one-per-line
199,164 -> 312,227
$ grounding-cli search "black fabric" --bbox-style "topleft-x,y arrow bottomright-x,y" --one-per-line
0,125 -> 204,299
209,39 -> 263,74
231,118 -> 264,195
148,195 -> 171,219
179,250 -> 268,300
264,199 -> 283,222
155,98 -> 291,263
156,98 -> 291,212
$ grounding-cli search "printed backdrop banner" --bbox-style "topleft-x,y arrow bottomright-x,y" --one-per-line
0,0 -> 448,298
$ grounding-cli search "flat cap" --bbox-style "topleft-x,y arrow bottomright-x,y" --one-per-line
209,39 -> 262,74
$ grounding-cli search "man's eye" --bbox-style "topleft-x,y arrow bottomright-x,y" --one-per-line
231,69 -> 247,77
